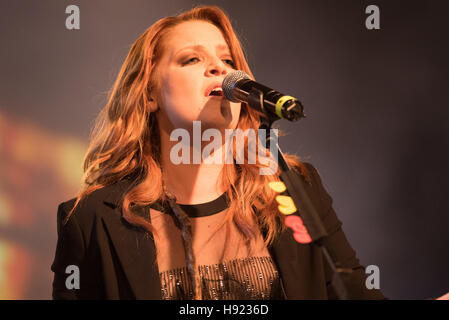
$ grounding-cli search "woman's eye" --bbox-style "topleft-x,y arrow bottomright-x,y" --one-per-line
181,57 -> 235,68
224,59 -> 236,68
182,57 -> 199,65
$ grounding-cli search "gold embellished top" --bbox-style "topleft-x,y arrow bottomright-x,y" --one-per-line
159,256 -> 283,300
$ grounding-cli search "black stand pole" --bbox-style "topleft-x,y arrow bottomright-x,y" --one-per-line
247,87 -> 352,300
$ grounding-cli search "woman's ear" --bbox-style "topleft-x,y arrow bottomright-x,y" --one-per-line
148,96 -> 159,112
147,81 -> 159,112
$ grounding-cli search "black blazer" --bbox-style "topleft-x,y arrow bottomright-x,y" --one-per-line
51,162 -> 386,300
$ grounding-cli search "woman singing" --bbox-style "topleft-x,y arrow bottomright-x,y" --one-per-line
51,5 -> 387,300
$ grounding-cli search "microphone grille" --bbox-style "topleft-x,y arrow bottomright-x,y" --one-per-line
222,70 -> 251,102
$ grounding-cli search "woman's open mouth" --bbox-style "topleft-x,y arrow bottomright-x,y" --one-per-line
208,88 -> 224,98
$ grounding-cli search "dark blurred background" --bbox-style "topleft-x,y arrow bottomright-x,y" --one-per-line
0,0 -> 447,299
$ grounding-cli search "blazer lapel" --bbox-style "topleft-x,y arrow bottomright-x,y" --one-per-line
268,228 -> 309,299
100,179 -> 162,299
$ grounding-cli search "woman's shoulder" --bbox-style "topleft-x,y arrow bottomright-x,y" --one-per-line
57,178 -> 134,229
288,160 -> 334,208
288,159 -> 323,186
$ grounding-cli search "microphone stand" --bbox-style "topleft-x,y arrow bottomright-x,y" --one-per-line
246,87 -> 352,300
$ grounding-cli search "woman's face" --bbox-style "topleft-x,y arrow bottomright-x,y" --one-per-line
153,20 -> 241,134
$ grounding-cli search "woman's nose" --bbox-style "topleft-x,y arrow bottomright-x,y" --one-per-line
206,59 -> 227,76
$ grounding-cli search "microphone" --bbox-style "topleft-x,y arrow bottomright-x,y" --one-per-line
222,70 -> 305,121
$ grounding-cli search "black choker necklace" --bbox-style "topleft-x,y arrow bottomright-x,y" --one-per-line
150,193 -> 230,218
178,193 -> 230,217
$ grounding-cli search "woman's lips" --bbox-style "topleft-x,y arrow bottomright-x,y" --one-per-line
205,83 -> 223,96
208,94 -> 224,99
210,90 -> 223,96
207,89 -> 224,99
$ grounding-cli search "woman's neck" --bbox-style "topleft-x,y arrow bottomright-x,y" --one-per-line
158,123 -> 228,204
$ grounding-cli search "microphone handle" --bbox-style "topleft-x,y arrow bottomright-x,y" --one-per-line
234,79 -> 305,121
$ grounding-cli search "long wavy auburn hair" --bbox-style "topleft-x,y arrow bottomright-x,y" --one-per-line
64,5 -> 311,299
